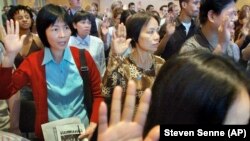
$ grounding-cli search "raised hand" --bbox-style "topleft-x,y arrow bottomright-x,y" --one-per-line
111,23 -> 132,55
97,80 -> 160,141
214,15 -> 232,54
100,18 -> 110,36
0,20 -> 26,67
0,20 -> 26,56
241,17 -> 250,37
165,20 -> 175,36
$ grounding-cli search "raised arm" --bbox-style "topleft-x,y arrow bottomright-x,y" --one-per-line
98,80 -> 160,141
0,20 -> 26,67
111,23 -> 132,56
213,15 -> 232,55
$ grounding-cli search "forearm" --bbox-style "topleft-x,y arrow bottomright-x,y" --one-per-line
2,53 -> 16,67
235,34 -> 246,48
155,33 -> 170,55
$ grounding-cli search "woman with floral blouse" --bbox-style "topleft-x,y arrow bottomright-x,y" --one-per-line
102,12 -> 165,113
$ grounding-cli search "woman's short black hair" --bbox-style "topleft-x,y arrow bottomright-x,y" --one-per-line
144,51 -> 250,135
71,10 -> 92,36
36,4 -> 73,48
199,0 -> 237,25
7,5 -> 34,29
126,12 -> 159,48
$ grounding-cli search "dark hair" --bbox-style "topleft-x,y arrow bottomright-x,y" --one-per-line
91,2 -> 99,10
112,7 -> 123,19
36,4 -> 73,48
199,0 -> 237,25
179,0 -> 189,9
146,5 -> 154,11
150,10 -> 160,23
71,10 -> 91,36
168,2 -> 174,8
7,5 -> 34,29
120,10 -> 133,24
128,2 -> 135,8
145,51 -> 250,134
126,12 -> 159,48
159,5 -> 168,11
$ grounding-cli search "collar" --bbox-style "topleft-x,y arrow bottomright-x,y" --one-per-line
194,28 -> 214,51
76,35 -> 90,46
42,47 -> 74,65
175,16 -> 196,28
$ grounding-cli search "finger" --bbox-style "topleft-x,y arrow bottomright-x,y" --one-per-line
110,86 -> 122,126
134,88 -> 151,126
117,23 -> 122,37
98,102 -> 108,135
6,20 -> 10,34
10,19 -> 14,34
15,21 -> 19,35
78,132 -> 88,139
78,126 -> 93,139
144,125 -> 160,141
122,23 -> 127,38
122,80 -> 136,121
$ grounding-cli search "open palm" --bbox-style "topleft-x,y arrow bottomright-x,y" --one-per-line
98,81 -> 159,141
111,23 -> 132,55
0,20 -> 25,56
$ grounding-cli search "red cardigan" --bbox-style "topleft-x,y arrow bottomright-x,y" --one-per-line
0,47 -> 103,140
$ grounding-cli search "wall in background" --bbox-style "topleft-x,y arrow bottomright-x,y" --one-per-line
236,0 -> 250,9
99,0 -> 176,12
0,0 -> 249,25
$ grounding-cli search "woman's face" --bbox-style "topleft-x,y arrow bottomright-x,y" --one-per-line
223,86 -> 250,125
46,19 -> 71,50
73,19 -> 91,37
14,10 -> 32,30
137,17 -> 160,53
213,2 -> 237,31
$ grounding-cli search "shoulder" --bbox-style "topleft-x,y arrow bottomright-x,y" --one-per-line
23,49 -> 44,66
90,35 -> 103,43
154,55 -> 165,64
180,36 -> 200,53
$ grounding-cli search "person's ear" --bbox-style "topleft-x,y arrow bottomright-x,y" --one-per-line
73,22 -> 77,29
208,10 -> 216,23
181,1 -> 187,9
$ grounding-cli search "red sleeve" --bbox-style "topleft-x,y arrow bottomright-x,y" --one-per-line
0,67 -> 15,99
84,51 -> 104,123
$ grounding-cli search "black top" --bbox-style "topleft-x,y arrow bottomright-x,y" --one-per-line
161,17 -> 198,60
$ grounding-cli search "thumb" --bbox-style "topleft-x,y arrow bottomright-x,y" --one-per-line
144,125 -> 160,141
126,38 -> 132,46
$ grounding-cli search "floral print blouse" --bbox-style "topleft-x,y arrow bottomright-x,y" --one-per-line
101,54 -> 165,111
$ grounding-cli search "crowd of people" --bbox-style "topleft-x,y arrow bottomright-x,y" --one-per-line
0,0 -> 250,141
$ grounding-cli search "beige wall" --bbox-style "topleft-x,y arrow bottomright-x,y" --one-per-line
17,0 -> 35,7
236,0 -> 250,9
99,0 -> 177,13
99,0 -> 250,13
45,0 -> 99,9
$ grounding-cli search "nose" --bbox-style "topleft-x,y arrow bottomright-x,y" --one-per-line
58,29 -> 65,38
153,31 -> 160,42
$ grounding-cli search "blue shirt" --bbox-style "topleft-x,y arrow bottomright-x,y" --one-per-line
42,47 -> 89,127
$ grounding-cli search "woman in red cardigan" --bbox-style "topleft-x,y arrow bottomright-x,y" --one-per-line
0,4 -> 103,140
